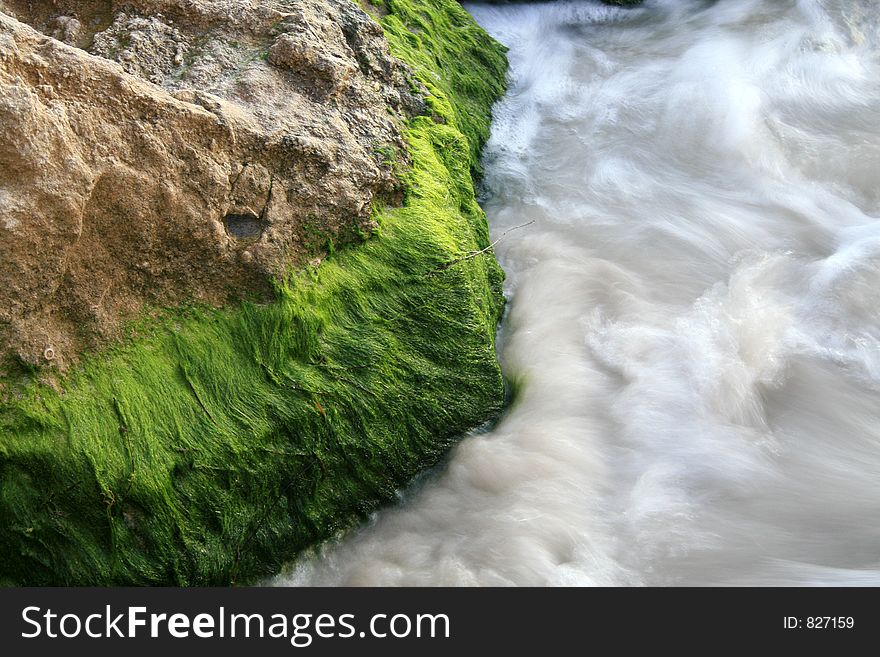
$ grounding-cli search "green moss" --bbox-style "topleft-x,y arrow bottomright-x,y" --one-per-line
376,0 -> 508,177
0,0 -> 508,585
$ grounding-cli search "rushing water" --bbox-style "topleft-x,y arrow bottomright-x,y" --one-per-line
276,0 -> 880,585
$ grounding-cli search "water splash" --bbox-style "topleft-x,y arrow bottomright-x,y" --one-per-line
275,0 -> 880,586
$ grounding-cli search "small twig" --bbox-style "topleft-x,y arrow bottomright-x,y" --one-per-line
430,220 -> 535,274
180,365 -> 217,424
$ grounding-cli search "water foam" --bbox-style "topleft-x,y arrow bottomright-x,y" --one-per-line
275,0 -> 880,586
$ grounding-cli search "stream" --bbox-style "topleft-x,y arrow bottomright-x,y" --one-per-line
276,0 -> 880,586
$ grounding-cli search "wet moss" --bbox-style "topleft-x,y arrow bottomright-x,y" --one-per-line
0,0 -> 508,585
377,0 -> 508,177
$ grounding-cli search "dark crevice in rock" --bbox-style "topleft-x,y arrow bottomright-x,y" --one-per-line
223,212 -> 264,240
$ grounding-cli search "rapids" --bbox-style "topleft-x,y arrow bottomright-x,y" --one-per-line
276,0 -> 880,586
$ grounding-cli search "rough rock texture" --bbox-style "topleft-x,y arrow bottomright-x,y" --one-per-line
0,0 -> 423,370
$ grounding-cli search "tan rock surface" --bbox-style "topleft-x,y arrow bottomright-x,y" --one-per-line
0,0 -> 423,369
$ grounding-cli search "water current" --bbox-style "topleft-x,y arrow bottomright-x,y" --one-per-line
277,0 -> 880,585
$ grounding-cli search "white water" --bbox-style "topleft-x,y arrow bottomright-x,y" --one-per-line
276,0 -> 880,586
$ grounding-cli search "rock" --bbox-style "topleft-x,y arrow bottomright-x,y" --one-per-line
0,0 -> 509,586
0,1 -> 425,369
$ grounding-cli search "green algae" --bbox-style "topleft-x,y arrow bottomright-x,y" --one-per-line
0,0 -> 508,585
375,0 -> 508,177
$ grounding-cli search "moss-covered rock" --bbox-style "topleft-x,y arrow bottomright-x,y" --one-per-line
0,0 -> 508,585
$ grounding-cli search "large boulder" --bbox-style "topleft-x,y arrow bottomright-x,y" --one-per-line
0,0 -> 423,370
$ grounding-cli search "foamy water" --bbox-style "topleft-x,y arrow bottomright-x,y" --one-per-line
275,0 -> 880,586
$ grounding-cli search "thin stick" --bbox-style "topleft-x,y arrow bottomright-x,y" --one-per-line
432,220 -> 535,273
